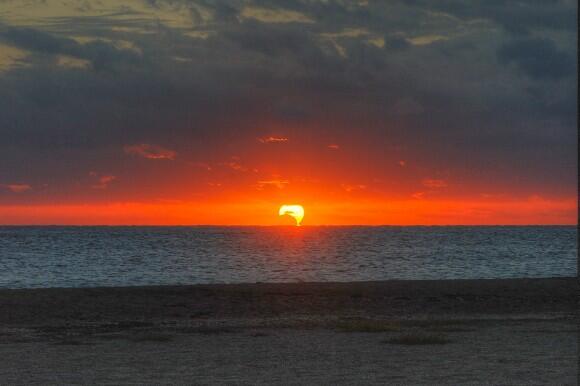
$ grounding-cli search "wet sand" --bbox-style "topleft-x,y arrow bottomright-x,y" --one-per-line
0,278 -> 577,385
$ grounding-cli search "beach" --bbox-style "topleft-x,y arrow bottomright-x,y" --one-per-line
0,277 -> 577,384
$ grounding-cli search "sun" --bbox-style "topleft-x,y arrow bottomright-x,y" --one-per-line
278,204 -> 305,226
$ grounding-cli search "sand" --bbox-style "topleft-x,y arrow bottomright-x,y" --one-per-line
0,278 -> 577,385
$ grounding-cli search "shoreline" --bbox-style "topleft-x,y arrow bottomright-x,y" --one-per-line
1,277 -> 576,326
2,275 -> 577,290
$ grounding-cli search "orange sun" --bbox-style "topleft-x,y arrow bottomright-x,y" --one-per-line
278,204 -> 305,226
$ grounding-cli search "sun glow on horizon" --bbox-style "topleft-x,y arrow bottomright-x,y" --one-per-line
278,204 -> 305,226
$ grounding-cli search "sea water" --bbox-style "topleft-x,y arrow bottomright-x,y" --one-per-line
0,226 -> 576,288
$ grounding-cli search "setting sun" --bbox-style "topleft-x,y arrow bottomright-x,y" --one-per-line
278,205 -> 305,226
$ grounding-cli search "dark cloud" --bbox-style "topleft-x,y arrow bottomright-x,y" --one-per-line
0,0 -> 576,202
384,35 -> 410,51
0,26 -> 143,71
498,37 -> 576,80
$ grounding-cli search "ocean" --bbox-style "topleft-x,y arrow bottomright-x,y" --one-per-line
0,226 -> 576,289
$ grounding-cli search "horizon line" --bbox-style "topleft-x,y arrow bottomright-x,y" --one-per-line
0,224 -> 576,227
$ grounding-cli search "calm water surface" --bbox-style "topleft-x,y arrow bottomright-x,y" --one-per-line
0,226 -> 576,289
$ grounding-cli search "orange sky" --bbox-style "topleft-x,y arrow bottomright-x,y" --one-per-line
0,196 -> 576,225
0,132 -> 577,225
0,131 -> 577,225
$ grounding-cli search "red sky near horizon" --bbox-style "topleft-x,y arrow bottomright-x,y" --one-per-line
0,0 -> 577,225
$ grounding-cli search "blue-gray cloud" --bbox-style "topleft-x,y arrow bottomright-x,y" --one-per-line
498,37 -> 576,80
0,0 -> 576,202
0,26 -> 143,71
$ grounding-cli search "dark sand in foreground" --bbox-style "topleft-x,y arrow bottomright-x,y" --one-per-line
0,278 -> 577,385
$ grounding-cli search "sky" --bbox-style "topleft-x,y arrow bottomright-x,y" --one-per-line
0,0 -> 577,225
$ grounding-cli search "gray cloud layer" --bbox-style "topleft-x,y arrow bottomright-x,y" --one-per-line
0,0 -> 576,202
